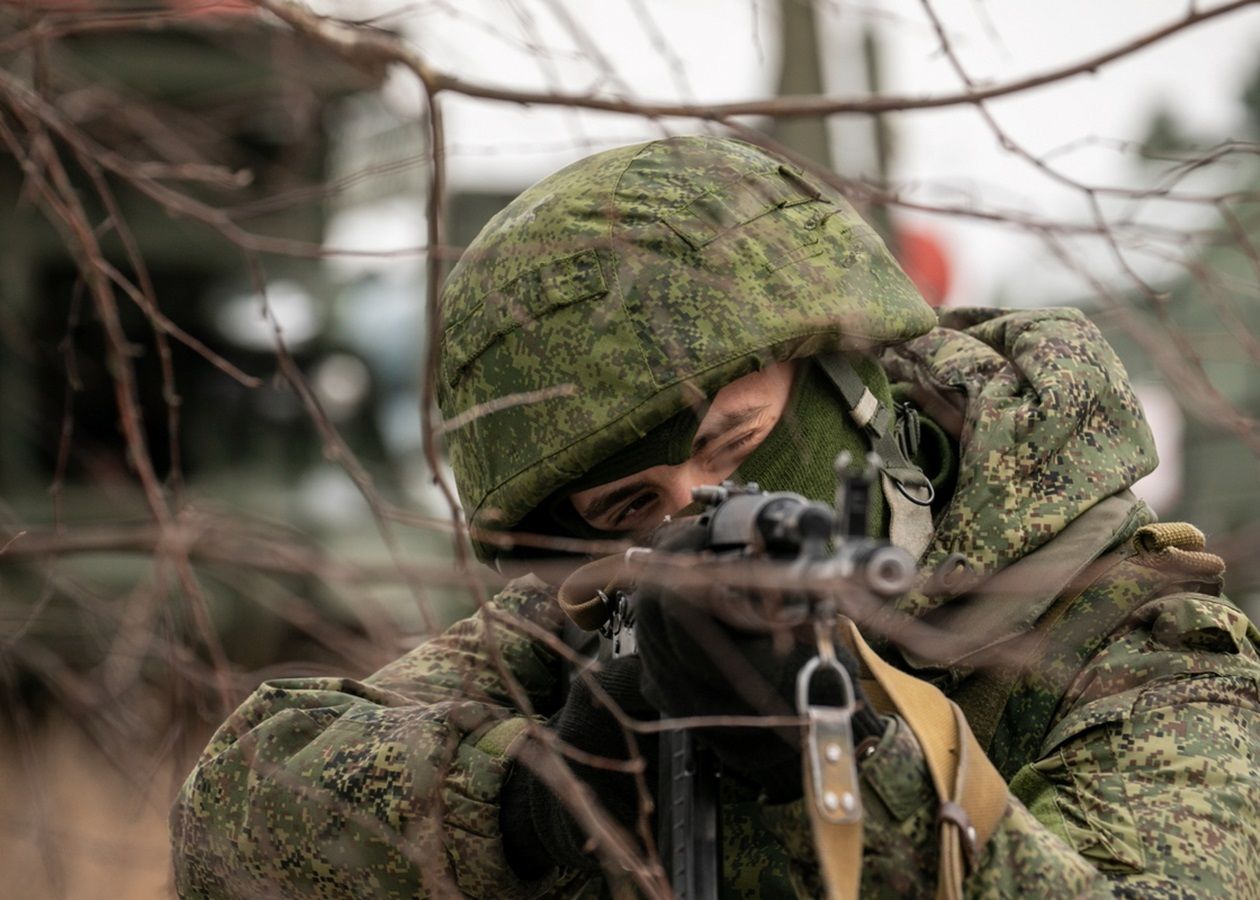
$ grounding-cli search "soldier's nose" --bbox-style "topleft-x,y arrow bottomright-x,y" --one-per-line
661,474 -> 700,517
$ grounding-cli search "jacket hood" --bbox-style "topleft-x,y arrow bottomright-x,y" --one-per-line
882,307 -> 1158,622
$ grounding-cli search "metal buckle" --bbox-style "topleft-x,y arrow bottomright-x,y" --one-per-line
796,620 -> 863,824
938,801 -> 980,870
597,590 -> 637,657
895,402 -> 921,461
893,474 -> 935,507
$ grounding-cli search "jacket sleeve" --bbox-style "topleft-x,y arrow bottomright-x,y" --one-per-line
170,577 -> 588,900
762,592 -> 1260,898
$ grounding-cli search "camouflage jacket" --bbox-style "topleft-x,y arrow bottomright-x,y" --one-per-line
171,309 -> 1260,898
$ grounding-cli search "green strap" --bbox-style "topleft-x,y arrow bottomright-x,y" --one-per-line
817,353 -> 935,557
816,353 -> 932,497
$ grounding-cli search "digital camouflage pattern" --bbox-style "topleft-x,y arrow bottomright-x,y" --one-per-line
437,136 -> 935,555
881,306 -> 1158,616
172,307 -> 1260,899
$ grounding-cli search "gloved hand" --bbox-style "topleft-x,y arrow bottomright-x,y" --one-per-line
633,518 -> 885,801
500,655 -> 658,877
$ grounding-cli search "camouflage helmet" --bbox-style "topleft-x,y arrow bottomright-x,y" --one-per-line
437,135 -> 936,561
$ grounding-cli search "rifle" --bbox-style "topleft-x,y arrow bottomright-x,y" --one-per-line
597,454 -> 917,899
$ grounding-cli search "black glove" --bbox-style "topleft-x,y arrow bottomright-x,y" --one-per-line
633,519 -> 884,801
500,655 -> 658,877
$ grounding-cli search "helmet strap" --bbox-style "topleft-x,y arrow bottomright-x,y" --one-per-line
815,353 -> 935,560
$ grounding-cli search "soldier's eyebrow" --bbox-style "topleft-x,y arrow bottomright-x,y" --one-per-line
691,404 -> 769,456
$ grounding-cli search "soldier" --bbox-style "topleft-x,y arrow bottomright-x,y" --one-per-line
172,136 -> 1260,898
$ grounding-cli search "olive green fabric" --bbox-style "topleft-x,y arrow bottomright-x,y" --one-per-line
437,136 -> 936,559
910,408 -> 957,498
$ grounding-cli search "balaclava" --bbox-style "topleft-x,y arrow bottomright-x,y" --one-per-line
733,356 -> 890,537
521,406 -> 702,543
530,355 -> 883,539
519,356 -> 958,549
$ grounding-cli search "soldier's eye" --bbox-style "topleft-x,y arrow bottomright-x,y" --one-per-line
612,493 -> 657,527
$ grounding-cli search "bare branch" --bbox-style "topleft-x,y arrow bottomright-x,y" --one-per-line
253,0 -> 1260,119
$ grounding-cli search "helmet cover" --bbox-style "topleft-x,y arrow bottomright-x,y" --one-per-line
437,135 -> 936,559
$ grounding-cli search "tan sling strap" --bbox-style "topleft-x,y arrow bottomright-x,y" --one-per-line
805,620 -> 1009,900
556,553 -> 626,630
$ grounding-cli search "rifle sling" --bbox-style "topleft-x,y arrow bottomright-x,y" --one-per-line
806,620 -> 1009,900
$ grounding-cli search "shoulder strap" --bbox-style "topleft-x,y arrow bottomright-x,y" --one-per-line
806,620 -> 1009,900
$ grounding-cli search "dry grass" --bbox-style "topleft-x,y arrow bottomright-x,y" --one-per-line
0,715 -> 192,900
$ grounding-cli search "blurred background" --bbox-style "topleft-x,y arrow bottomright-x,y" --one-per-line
2,0 -> 1258,896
